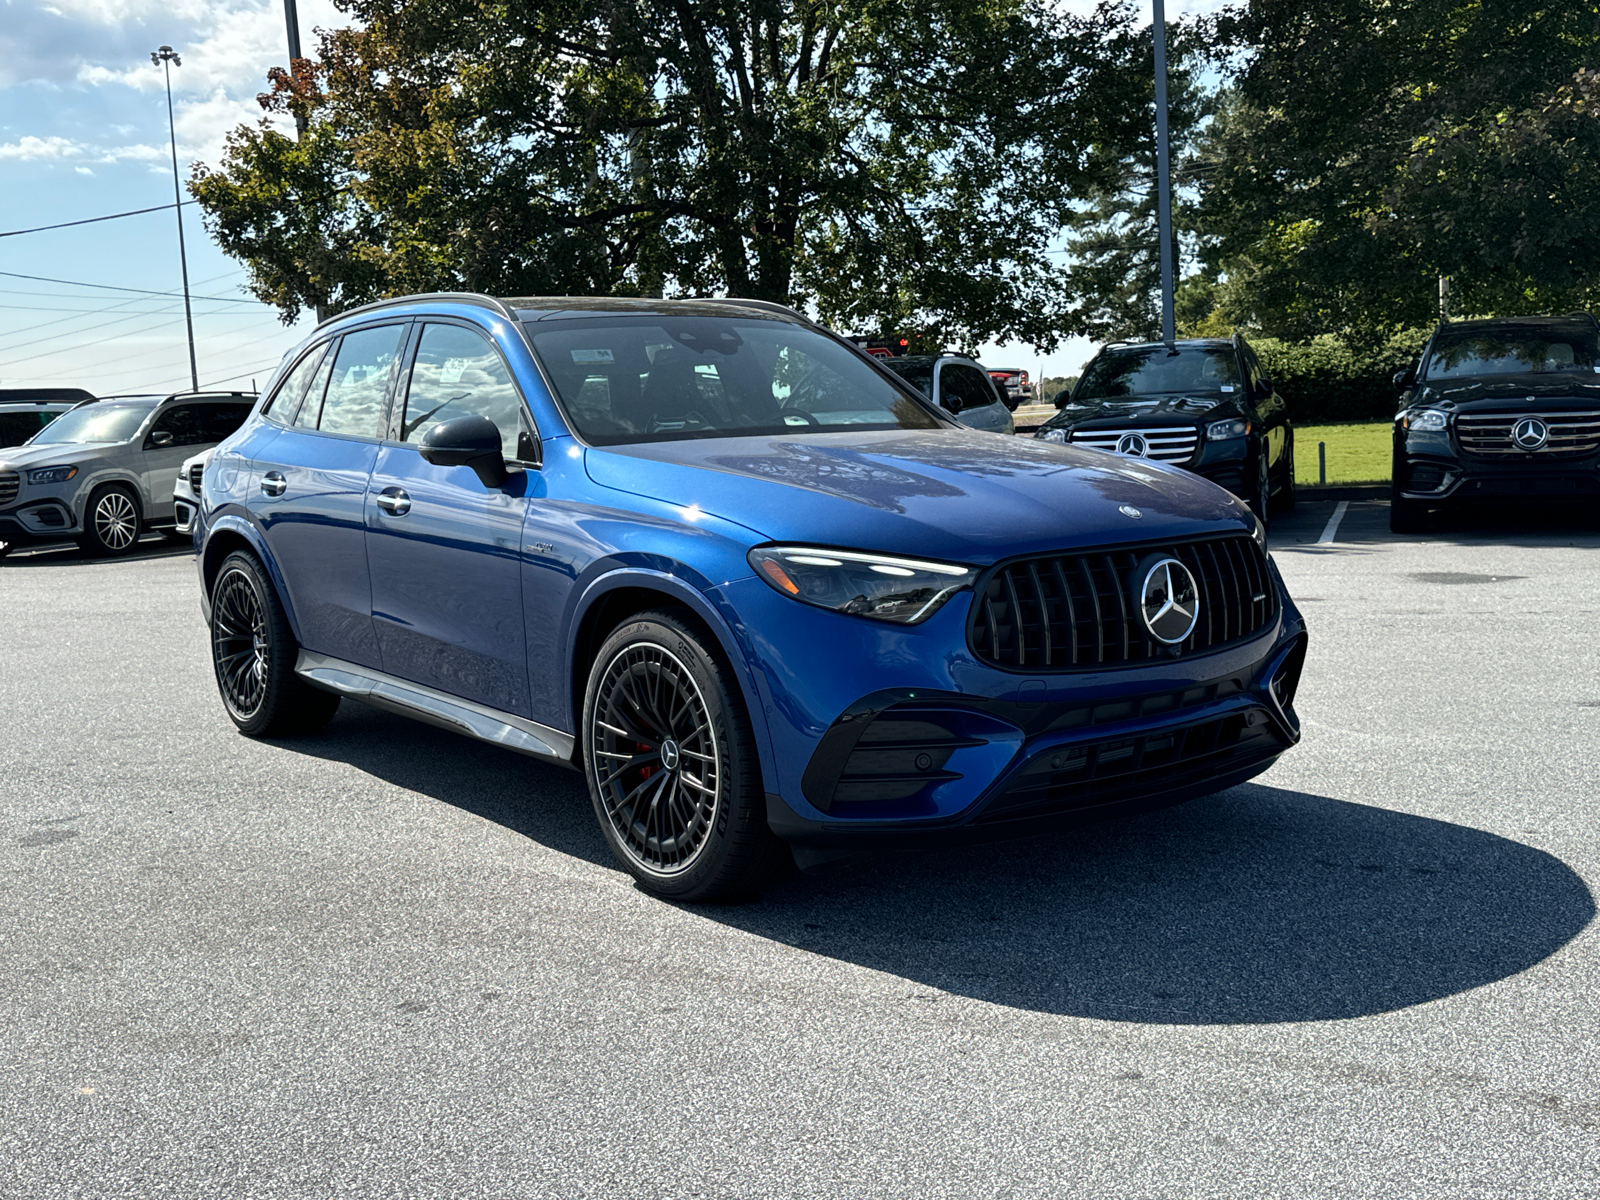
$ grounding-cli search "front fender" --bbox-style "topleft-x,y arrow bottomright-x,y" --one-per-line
197,507 -> 304,644
563,565 -> 780,797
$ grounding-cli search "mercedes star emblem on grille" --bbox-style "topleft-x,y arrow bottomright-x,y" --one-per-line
1135,555 -> 1200,645
1115,432 -> 1149,456
1511,417 -> 1550,451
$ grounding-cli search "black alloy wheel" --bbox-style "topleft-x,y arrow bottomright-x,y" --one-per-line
583,610 -> 788,901
209,550 -> 340,737
78,485 -> 142,556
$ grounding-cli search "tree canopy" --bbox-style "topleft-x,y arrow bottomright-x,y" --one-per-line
1190,0 -> 1600,342
192,0 -> 1159,350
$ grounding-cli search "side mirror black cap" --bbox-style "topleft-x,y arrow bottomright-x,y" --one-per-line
419,414 -> 508,488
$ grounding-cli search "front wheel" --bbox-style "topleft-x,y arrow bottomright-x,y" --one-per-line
78,485 -> 142,556
210,550 -> 341,737
582,610 -> 787,902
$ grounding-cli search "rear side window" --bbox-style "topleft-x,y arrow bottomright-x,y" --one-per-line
400,324 -> 526,460
0,411 -> 61,447
265,343 -> 330,423
315,325 -> 406,438
201,403 -> 253,441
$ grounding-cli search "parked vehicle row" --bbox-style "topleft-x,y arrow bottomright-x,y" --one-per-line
192,292 -> 1306,903
0,391 -> 254,557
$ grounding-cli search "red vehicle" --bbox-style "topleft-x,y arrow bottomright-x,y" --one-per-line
986,368 -> 1030,410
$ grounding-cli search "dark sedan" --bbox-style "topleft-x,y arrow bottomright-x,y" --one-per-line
1034,337 -> 1295,521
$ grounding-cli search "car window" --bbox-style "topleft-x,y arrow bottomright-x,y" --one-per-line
29,403 -> 154,445
0,411 -> 63,446
401,324 -> 526,460
881,361 -> 933,396
526,316 -> 941,445
1424,327 -> 1600,380
941,364 -> 998,410
1077,347 -> 1242,398
293,348 -> 337,430
265,343 -> 330,423
201,403 -> 253,441
148,404 -> 206,448
315,325 -> 405,438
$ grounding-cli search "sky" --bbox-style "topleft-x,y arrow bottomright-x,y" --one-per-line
0,0 -> 1223,398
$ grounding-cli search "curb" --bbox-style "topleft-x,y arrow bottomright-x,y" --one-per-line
1298,484 -> 1388,501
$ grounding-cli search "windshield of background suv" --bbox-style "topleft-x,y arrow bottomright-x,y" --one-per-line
526,316 -> 942,444
1424,327 -> 1600,380
28,402 -> 153,445
1076,346 -> 1242,399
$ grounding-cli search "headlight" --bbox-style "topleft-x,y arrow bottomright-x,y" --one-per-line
1036,428 -> 1067,443
1206,418 -> 1251,440
1403,408 -> 1449,432
26,465 -> 78,485
748,545 -> 978,625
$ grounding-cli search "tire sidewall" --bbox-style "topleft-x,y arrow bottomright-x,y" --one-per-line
581,613 -> 754,899
211,551 -> 294,735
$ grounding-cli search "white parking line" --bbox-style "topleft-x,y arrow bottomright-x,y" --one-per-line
1316,500 -> 1349,546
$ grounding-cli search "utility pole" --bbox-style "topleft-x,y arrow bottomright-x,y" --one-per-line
283,0 -> 308,138
1439,275 -> 1451,323
1152,0 -> 1176,346
151,45 -> 199,393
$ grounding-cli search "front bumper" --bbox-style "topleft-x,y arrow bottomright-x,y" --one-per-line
716,557 -> 1306,849
1396,433 -> 1600,501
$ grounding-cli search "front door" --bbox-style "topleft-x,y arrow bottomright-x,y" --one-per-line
254,323 -> 407,668
365,320 -> 535,717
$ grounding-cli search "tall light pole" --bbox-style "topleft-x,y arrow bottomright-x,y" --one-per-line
1152,0 -> 1176,346
152,45 -> 199,393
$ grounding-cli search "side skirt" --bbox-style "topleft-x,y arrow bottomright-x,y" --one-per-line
295,650 -> 578,769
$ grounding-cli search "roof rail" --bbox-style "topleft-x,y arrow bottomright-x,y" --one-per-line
316,291 -> 514,329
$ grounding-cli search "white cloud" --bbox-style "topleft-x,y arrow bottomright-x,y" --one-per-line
75,165 -> 95,175
0,134 -> 167,163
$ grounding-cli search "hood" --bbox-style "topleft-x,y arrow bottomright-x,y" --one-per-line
1417,375 -> 1600,410
0,442 -> 121,471
584,428 -> 1252,564
1042,393 -> 1243,430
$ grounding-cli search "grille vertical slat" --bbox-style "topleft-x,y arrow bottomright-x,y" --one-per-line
967,535 -> 1275,672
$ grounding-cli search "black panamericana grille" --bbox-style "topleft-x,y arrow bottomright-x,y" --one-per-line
1457,411 -> 1600,458
968,534 -> 1274,671
974,706 -> 1284,825
189,462 -> 205,492
0,471 -> 18,505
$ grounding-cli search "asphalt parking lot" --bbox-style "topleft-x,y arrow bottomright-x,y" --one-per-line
3,500 -> 1599,1198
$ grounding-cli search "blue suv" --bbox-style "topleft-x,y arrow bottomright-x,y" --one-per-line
195,294 -> 1307,901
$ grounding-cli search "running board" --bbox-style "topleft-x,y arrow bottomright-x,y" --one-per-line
295,650 -> 577,767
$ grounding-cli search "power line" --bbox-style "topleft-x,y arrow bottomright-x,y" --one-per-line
0,269 -> 260,304
0,201 -> 197,239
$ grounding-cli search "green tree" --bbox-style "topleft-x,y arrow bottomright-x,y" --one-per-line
1191,0 -> 1600,342
192,0 -> 1153,349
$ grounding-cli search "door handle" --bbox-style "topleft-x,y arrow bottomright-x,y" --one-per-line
375,487 -> 411,516
260,471 -> 286,497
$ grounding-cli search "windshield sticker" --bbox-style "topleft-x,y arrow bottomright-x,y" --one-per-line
439,358 -> 469,384
1220,384 -> 1235,392
571,349 -> 615,364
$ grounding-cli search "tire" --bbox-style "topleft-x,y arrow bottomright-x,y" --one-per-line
78,484 -> 143,557
1248,452 -> 1272,528
1390,493 -> 1430,533
1276,439 -> 1298,512
209,550 -> 341,737
582,609 -> 787,902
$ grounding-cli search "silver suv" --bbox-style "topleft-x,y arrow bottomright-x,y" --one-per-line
0,391 -> 255,558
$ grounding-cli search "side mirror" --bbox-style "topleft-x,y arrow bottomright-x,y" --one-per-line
941,391 -> 965,414
419,414 -> 508,488
1256,375 -> 1275,395
1392,368 -> 1415,389
150,430 -> 174,447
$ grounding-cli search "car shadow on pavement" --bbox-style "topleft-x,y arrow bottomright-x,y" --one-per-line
1272,499 -> 1600,553
285,708 -> 1595,1026
0,535 -> 191,568
704,784 -> 1595,1025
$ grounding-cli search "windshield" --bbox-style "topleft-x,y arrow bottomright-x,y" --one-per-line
1076,346 -> 1242,400
880,361 -> 934,396
526,316 -> 943,445
28,403 -> 152,445
1424,327 -> 1600,380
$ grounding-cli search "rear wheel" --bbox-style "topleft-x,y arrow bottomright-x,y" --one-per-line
582,609 -> 787,902
1248,452 -> 1272,528
78,485 -> 142,556
210,550 -> 340,737
1276,439 -> 1298,512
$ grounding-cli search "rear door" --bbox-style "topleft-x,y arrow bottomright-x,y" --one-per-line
364,320 -> 536,716
253,322 -> 408,668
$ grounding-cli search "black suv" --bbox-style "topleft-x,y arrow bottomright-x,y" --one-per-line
1390,314 -> 1600,531
1034,336 -> 1294,520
